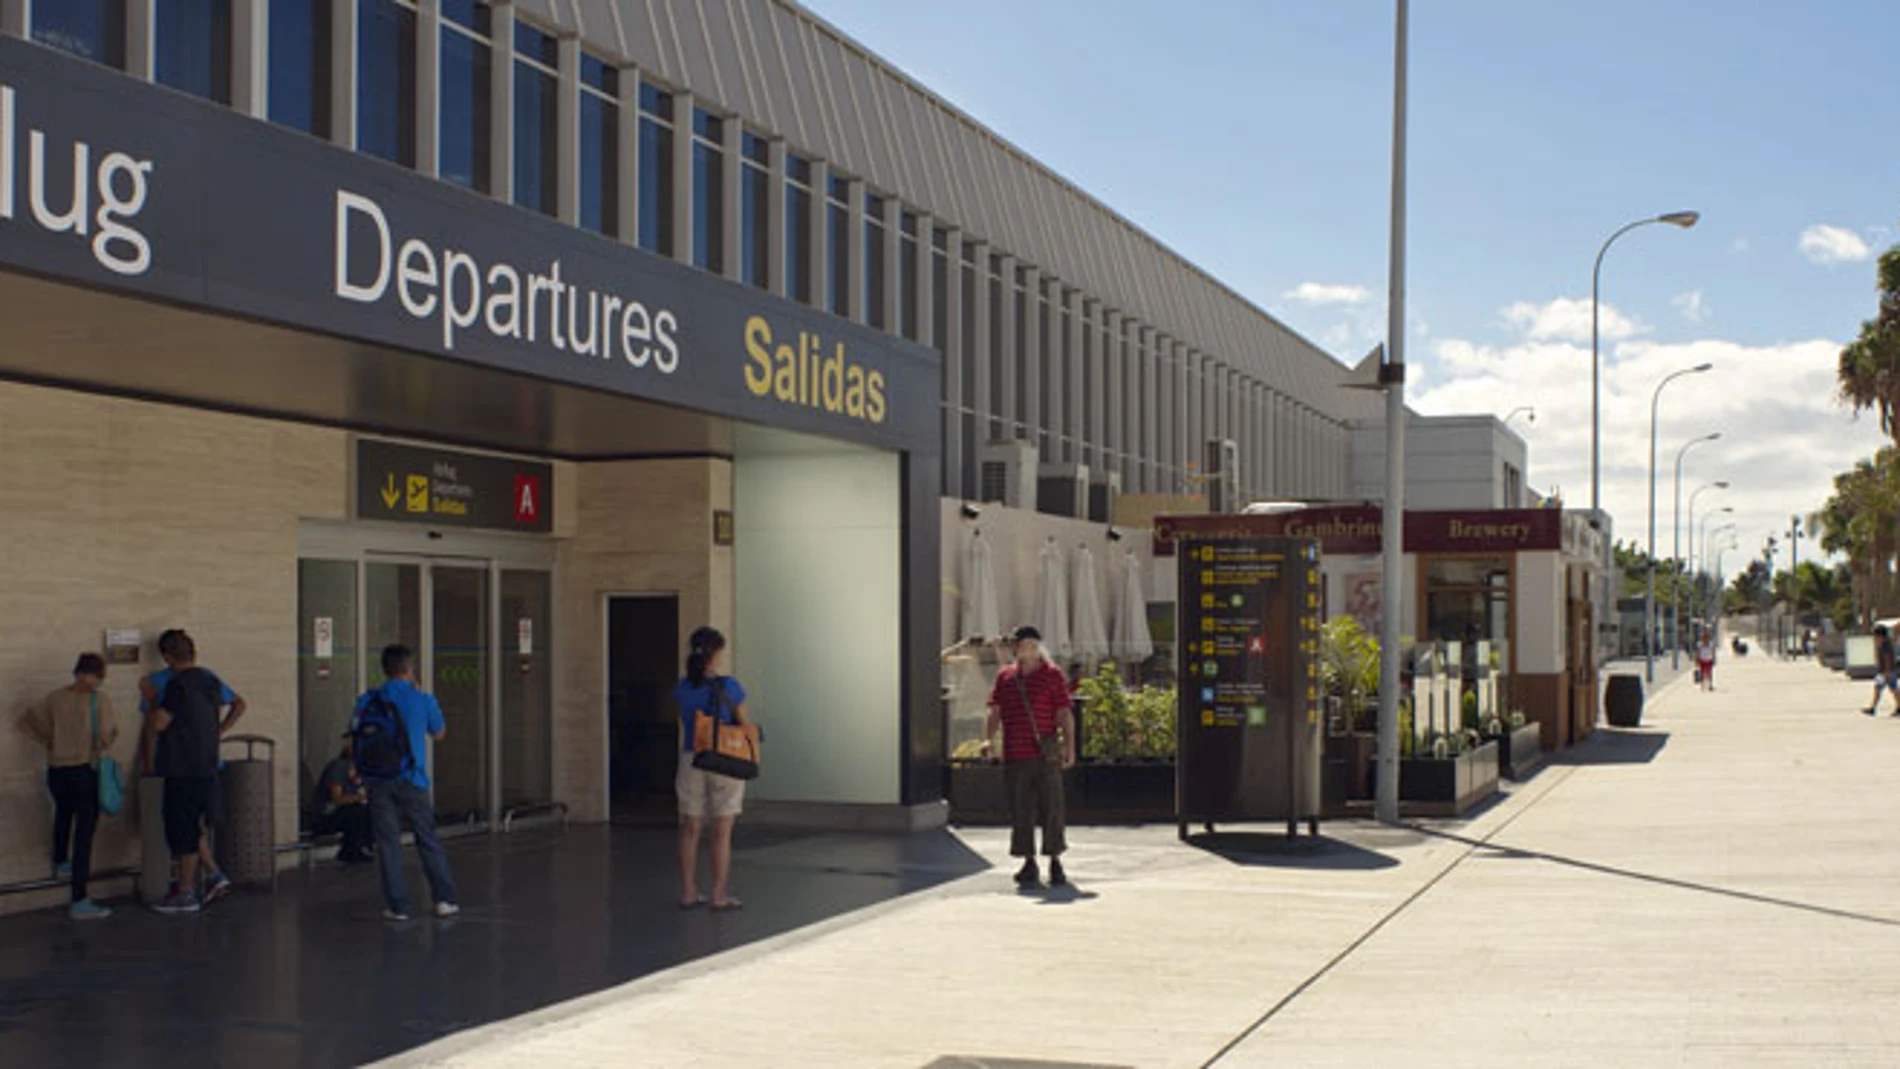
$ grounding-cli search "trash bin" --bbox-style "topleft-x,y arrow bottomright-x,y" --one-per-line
1604,674 -> 1644,728
137,775 -> 172,905
217,735 -> 277,891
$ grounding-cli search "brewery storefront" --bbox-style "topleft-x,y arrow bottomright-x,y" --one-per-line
0,35 -> 945,895
1153,506 -> 1607,751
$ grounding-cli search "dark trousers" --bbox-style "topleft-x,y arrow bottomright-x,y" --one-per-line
47,765 -> 99,903
1005,759 -> 1067,859
368,779 -> 458,914
316,803 -> 373,860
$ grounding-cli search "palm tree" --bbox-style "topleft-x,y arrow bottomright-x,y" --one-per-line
1815,450 -> 1900,625
1838,248 -> 1900,441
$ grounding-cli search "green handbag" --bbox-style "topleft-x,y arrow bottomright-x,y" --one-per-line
92,694 -> 124,816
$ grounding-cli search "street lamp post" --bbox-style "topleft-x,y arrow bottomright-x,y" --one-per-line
1671,438 -> 1722,669
1646,364 -> 1713,682
1688,495 -> 1731,646
1591,211 -> 1701,516
1700,517 -> 1736,629
1374,0 -> 1409,826
1503,406 -> 1536,427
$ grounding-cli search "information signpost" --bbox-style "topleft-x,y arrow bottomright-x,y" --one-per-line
1175,536 -> 1324,839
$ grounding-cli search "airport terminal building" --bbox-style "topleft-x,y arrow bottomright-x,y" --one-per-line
0,0 -> 1434,888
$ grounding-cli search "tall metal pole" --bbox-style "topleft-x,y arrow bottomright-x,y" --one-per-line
1375,0 -> 1408,826
1670,436 -> 1718,669
1645,365 -> 1709,683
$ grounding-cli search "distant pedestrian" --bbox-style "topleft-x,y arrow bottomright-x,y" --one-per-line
985,625 -> 1076,889
150,633 -> 243,914
22,653 -> 119,920
1865,626 -> 1898,716
1696,634 -> 1717,692
141,629 -> 244,906
675,626 -> 751,912
353,644 -> 459,922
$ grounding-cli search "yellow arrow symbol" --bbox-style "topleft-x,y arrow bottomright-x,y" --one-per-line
381,475 -> 401,509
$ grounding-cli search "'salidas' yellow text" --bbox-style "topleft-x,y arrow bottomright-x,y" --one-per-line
743,315 -> 887,424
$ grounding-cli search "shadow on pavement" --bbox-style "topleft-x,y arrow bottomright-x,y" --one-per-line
1418,827 -> 1900,930
0,824 -> 989,1068
1185,832 -> 1400,871
1559,729 -> 1670,766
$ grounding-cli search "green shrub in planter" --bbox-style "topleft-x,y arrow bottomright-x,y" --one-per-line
1320,618 -> 1380,732
1075,663 -> 1177,762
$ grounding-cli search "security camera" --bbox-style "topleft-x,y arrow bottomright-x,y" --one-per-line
960,502 -> 982,520
1106,527 -> 1124,542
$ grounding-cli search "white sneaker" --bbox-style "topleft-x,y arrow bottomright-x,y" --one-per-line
381,908 -> 410,922
434,902 -> 461,919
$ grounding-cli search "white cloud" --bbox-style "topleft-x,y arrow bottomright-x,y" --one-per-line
1284,281 -> 1370,305
1672,290 -> 1710,324
1730,237 -> 1751,254
1501,297 -> 1642,343
1799,224 -> 1872,265
1411,328 -> 1884,583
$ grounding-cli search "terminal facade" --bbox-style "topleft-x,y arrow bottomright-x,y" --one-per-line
0,0 -> 1533,895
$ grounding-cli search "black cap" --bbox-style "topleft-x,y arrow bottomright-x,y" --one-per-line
1009,625 -> 1042,644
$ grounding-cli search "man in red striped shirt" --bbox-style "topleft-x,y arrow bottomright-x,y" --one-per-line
984,625 -> 1076,888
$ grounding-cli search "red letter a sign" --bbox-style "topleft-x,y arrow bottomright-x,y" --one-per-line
514,475 -> 542,524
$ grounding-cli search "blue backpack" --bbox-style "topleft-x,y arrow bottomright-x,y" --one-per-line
351,689 -> 411,781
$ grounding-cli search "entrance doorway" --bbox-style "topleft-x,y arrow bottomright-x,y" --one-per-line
298,525 -> 554,832
607,594 -> 680,823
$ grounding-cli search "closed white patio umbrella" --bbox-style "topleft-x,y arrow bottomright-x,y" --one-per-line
1113,551 -> 1154,665
1070,544 -> 1112,667
1033,538 -> 1072,662
960,530 -> 1001,642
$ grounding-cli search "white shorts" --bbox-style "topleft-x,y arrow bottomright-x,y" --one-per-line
676,752 -> 745,819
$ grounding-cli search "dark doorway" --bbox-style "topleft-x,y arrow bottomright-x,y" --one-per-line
608,595 -> 681,823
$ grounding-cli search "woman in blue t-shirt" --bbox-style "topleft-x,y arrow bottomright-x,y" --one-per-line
674,626 -> 751,911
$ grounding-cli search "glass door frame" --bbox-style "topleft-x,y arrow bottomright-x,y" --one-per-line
299,520 -> 557,830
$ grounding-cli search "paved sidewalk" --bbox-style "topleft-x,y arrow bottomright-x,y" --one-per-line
389,655 -> 1900,1069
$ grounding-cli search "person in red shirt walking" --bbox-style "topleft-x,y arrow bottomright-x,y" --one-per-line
984,625 -> 1076,888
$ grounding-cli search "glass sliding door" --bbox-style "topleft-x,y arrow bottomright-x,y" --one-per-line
297,559 -> 359,836
500,569 -> 553,810
429,563 -> 491,824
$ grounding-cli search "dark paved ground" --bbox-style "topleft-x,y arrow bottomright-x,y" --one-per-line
0,824 -> 988,1068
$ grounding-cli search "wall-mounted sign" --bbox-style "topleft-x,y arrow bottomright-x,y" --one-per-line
517,617 -> 534,656
313,617 -> 335,659
713,510 -> 735,546
1155,508 -> 1564,557
104,629 -> 142,665
355,439 -> 553,532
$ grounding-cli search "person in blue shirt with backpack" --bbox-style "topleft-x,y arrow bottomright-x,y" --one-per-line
352,644 -> 460,922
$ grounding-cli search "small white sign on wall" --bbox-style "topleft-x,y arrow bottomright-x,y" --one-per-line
314,617 -> 334,659
518,617 -> 533,656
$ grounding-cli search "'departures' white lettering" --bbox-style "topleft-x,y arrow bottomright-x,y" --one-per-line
333,189 -> 680,372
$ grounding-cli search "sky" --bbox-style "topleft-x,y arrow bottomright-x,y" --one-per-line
802,0 -> 1897,581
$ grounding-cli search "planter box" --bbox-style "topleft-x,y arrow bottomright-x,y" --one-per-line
1489,722 -> 1545,781
945,761 -> 1174,825
1399,741 -> 1499,817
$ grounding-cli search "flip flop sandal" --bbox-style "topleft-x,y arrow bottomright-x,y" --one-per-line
710,898 -> 744,912
679,896 -> 709,910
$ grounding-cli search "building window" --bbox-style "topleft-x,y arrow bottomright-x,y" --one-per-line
438,1 -> 491,193
784,154 -> 813,303
827,176 -> 852,315
578,54 -> 619,236
691,108 -> 724,273
358,0 -> 418,168
930,227 -> 949,354
740,131 -> 770,288
637,83 -> 674,255
513,20 -> 558,215
900,211 -> 920,342
268,0 -> 332,137
33,0 -> 127,69
864,194 -> 887,330
156,0 -> 232,104
1422,556 -> 1513,691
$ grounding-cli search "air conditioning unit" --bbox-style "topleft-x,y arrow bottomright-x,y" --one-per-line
1088,470 -> 1122,524
1204,438 -> 1241,513
978,439 -> 1038,509
1037,463 -> 1090,519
